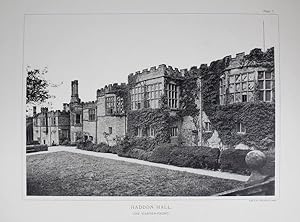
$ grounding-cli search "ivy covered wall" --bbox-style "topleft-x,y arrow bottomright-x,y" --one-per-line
127,108 -> 172,145
198,47 -> 275,149
124,47 -> 275,150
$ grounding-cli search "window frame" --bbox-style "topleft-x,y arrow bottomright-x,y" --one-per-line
166,83 -> 179,109
257,70 -> 273,102
88,109 -> 96,121
220,72 -> 255,105
75,114 -> 81,124
105,96 -> 115,115
236,122 -> 246,134
51,116 -> 56,126
137,127 -> 142,137
204,122 -> 212,132
170,126 -> 178,137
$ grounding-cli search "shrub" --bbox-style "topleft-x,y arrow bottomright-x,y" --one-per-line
130,137 -> 157,151
61,140 -> 76,146
168,146 -> 220,170
168,146 -> 197,167
201,147 -> 221,170
116,136 -> 157,158
77,140 -> 94,151
219,149 -> 251,175
148,143 -> 177,164
108,145 -> 119,154
93,143 -> 111,153
127,148 -> 152,161
147,144 -> 220,169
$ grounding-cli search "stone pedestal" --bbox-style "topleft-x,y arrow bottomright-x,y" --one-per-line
245,150 -> 268,186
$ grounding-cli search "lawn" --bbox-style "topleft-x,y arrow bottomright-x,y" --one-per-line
27,151 -> 243,196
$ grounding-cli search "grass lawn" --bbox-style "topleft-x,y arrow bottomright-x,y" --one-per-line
27,151 -> 243,196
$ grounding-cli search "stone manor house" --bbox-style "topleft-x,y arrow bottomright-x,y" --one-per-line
30,47 -> 275,150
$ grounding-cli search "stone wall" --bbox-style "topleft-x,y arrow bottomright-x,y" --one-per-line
97,116 -> 126,146
82,107 -> 97,143
70,126 -> 83,143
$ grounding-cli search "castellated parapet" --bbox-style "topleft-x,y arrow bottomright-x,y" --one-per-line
128,64 -> 184,84
82,100 -> 97,109
37,106 -> 70,117
96,82 -> 127,97
224,47 -> 273,71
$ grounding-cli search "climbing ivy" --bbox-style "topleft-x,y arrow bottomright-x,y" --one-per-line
125,47 -> 275,149
127,107 -> 171,146
199,47 -> 275,149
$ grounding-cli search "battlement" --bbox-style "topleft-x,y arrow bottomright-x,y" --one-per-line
97,82 -> 127,97
224,47 -> 273,70
82,100 -> 96,107
36,106 -> 69,117
128,64 -> 183,84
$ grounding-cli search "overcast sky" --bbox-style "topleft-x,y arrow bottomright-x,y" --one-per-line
24,14 -> 278,112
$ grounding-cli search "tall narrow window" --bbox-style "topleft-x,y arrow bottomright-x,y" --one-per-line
150,127 -> 156,137
137,127 -> 142,137
88,109 -> 95,121
236,122 -> 246,134
171,127 -> 178,137
204,122 -> 211,132
131,85 -> 144,110
166,83 -> 179,109
75,114 -> 81,124
116,97 -> 124,114
258,71 -> 273,102
106,96 -> 115,114
51,117 -> 56,126
219,76 -> 226,105
41,117 -> 46,126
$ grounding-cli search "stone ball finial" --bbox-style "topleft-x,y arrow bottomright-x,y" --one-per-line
245,150 -> 266,170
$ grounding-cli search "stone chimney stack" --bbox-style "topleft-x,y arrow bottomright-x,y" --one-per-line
71,80 -> 79,97
70,80 -> 80,103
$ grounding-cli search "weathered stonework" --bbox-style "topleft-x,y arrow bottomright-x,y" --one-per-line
30,47 -> 275,151
32,108 -> 70,146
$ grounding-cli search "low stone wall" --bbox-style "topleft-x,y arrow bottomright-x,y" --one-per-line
26,144 -> 48,153
214,177 -> 275,196
214,150 -> 275,196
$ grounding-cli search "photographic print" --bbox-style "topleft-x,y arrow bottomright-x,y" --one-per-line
24,13 -> 278,197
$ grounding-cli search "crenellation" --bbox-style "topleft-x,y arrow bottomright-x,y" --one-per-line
189,66 -> 198,71
236,52 -> 245,60
29,46 -> 274,149
180,69 -> 188,76
97,82 -> 127,97
158,64 -> 167,69
150,66 -> 156,71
